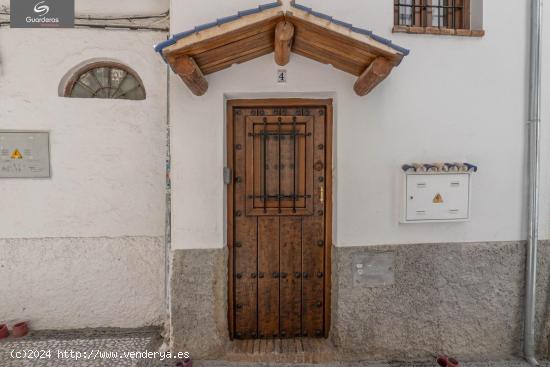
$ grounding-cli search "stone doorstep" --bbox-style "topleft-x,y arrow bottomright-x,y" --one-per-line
221,337 -> 337,364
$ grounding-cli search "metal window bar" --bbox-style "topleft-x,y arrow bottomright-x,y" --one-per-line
292,117 -> 297,213
256,118 -> 312,208
396,0 -> 465,29
277,118 -> 282,214
262,116 -> 267,213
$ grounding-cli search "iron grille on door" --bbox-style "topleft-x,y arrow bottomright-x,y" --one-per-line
246,116 -> 314,216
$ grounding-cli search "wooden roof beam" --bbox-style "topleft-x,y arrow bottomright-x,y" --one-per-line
172,55 -> 208,96
274,20 -> 295,66
353,57 -> 393,96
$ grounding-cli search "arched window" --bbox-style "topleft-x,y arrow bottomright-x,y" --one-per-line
59,59 -> 146,100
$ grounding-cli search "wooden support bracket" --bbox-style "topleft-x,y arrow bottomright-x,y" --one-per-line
274,20 -> 295,66
353,57 -> 394,96
172,55 -> 208,96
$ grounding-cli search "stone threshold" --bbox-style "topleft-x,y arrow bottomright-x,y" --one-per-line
222,338 -> 337,364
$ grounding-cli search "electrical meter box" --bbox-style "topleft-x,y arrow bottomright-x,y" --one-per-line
401,173 -> 471,223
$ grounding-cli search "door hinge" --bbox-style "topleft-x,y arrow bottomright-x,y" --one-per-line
223,167 -> 232,184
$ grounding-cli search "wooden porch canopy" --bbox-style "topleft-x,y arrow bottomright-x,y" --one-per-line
154,1 -> 410,96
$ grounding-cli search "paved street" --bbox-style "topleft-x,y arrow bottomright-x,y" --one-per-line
0,330 -> 538,367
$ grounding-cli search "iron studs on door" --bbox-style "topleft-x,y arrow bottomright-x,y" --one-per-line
231,105 -> 329,340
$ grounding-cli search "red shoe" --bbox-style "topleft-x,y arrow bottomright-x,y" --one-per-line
12,322 -> 29,338
0,324 -> 8,339
436,355 -> 459,367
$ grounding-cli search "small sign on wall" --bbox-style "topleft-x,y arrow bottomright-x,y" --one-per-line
352,252 -> 395,288
0,131 -> 51,178
277,69 -> 287,83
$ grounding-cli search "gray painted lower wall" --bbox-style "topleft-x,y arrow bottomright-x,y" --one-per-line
170,248 -> 228,358
170,242 -> 550,361
332,241 -> 550,360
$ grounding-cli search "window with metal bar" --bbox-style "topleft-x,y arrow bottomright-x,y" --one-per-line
61,61 -> 146,100
394,0 -> 471,30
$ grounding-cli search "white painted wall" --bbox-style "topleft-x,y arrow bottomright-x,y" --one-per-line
0,26 -> 168,328
169,0 -> 550,249
0,28 -> 167,238
0,0 -> 169,16
1,237 -> 164,330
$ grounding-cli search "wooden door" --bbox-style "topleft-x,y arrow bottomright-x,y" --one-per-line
227,99 -> 332,340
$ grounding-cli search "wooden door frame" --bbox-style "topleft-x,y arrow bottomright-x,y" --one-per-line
226,98 -> 333,339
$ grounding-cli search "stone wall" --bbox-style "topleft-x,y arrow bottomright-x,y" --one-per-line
170,248 -> 228,358
332,241 -> 550,361
170,242 -> 550,361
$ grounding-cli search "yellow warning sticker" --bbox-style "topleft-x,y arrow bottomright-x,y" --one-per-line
433,193 -> 443,204
10,149 -> 23,159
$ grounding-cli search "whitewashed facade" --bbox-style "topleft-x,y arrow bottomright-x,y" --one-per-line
2,0 -> 550,362
0,0 -> 168,329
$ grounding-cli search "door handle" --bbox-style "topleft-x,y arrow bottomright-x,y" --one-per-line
319,185 -> 324,203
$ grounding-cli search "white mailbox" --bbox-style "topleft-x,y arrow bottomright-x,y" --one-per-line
402,173 -> 471,223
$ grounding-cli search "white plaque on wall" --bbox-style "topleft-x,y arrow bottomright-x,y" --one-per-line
0,131 -> 51,178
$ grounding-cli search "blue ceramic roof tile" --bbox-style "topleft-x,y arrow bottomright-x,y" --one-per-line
259,2 -> 281,11
154,2 -> 282,56
351,26 -> 372,37
194,21 -> 218,32
154,1 -> 410,61
311,11 -> 332,21
370,33 -> 392,45
238,8 -> 261,17
217,14 -> 240,25
291,2 -> 311,13
331,19 -> 353,29
290,1 -> 410,56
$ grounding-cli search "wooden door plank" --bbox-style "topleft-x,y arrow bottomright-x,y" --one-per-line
279,216 -> 302,338
324,103 -> 333,338
234,108 -> 259,339
229,100 -> 332,342
301,107 -> 326,338
227,105 -> 235,338
258,215 -> 280,338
